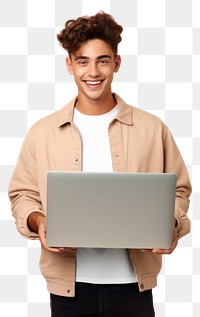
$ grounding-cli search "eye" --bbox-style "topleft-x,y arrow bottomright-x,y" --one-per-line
98,59 -> 109,65
77,60 -> 88,66
100,59 -> 108,65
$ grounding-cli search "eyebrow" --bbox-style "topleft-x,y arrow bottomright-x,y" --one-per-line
74,55 -> 112,61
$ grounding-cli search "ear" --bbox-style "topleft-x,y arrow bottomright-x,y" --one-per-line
114,55 -> 121,73
66,57 -> 74,75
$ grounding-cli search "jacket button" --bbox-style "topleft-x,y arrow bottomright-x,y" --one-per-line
67,289 -> 70,293
140,284 -> 144,290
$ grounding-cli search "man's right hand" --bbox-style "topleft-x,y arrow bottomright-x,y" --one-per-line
28,212 -> 76,254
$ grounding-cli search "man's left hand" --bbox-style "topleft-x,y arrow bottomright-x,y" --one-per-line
151,226 -> 178,255
141,225 -> 178,255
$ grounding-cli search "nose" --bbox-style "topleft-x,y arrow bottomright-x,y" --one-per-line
88,62 -> 101,78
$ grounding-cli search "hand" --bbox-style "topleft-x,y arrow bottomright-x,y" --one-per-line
141,226 -> 178,255
151,226 -> 178,255
28,212 -> 76,254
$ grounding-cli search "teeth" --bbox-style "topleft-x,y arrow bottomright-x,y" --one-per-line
85,81 -> 102,85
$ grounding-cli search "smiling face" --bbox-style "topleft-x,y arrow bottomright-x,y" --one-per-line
66,39 -> 121,114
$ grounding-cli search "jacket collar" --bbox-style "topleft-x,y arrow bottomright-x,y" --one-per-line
56,93 -> 133,127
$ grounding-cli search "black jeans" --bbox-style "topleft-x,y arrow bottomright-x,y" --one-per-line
50,282 -> 155,317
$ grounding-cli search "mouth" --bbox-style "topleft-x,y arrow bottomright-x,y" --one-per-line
83,80 -> 104,89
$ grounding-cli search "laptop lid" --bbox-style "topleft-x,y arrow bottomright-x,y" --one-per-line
46,171 -> 176,249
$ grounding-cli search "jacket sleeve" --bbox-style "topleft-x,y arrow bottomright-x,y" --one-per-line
163,125 -> 192,239
8,131 -> 45,239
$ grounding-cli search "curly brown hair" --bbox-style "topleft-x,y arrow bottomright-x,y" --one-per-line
57,11 -> 123,56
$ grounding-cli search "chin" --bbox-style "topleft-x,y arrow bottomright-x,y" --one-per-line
85,92 -> 104,101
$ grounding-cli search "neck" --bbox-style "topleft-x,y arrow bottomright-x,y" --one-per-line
75,94 -> 117,115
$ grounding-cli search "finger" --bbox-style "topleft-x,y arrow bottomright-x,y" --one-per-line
152,244 -> 176,255
45,246 -> 76,254
38,224 -> 63,253
45,246 -> 63,253
40,236 -> 64,253
152,249 -> 164,254
152,248 -> 171,254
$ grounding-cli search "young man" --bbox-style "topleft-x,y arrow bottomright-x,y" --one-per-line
9,12 -> 191,317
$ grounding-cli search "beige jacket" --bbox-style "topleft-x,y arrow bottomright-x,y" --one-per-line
8,94 -> 192,297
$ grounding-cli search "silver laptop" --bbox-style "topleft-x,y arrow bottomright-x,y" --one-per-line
46,172 -> 176,249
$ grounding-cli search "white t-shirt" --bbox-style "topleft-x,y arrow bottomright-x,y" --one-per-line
73,105 -> 137,284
